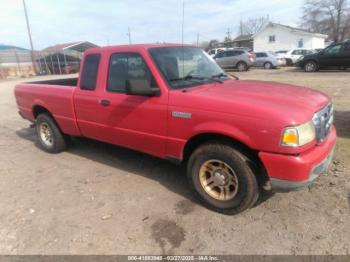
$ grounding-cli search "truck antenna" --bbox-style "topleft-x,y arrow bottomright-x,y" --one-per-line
181,0 -> 185,46
181,0 -> 185,77
127,27 -> 132,45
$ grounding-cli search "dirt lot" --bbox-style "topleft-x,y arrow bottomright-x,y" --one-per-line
0,67 -> 349,255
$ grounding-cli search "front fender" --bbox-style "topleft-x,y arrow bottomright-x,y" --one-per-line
191,121 -> 256,149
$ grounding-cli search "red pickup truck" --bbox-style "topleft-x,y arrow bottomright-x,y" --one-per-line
15,44 -> 336,214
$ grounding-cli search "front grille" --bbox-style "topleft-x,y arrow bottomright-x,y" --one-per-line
312,103 -> 334,144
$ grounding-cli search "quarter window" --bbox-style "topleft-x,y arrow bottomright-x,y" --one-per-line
343,42 -> 350,52
80,54 -> 100,90
107,53 -> 158,93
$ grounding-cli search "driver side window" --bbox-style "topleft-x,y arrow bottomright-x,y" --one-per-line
107,53 -> 158,93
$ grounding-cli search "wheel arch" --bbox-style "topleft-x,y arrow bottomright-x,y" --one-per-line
32,104 -> 53,119
236,60 -> 248,66
183,132 -> 253,161
304,59 -> 319,66
183,132 -> 269,186
32,105 -> 66,134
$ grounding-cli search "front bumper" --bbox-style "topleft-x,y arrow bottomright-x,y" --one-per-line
295,61 -> 304,68
259,126 -> 336,191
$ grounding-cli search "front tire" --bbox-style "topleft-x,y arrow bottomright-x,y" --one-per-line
36,113 -> 68,153
187,143 -> 259,214
304,61 -> 318,72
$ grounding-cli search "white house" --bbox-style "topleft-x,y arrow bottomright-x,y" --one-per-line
253,23 -> 328,52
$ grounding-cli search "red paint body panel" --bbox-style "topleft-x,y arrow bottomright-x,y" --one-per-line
14,44 -> 336,184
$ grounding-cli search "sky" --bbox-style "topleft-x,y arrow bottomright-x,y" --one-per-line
0,0 -> 304,50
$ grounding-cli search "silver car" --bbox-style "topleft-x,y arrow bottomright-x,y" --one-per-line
214,49 -> 255,71
254,51 -> 286,69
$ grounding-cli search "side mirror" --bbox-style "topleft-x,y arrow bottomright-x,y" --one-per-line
126,80 -> 160,97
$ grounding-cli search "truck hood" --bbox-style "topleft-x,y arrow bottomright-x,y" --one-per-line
172,79 -> 330,124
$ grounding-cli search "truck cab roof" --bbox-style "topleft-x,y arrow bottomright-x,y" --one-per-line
86,43 -> 194,54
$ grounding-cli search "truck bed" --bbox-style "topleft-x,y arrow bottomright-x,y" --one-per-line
15,78 -> 81,136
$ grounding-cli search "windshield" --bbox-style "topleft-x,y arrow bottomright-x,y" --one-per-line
149,46 -> 228,89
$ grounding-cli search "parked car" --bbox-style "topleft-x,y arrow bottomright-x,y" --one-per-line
233,47 -> 254,53
284,49 -> 315,66
275,50 -> 288,55
214,49 -> 255,71
208,48 -> 226,57
273,50 -> 289,66
254,52 -> 285,69
296,40 -> 350,72
15,44 -> 336,214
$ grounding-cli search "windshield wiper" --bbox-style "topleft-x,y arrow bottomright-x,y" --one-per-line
209,73 -> 228,83
211,72 -> 239,81
169,73 -> 226,86
211,73 -> 227,78
169,75 -> 205,82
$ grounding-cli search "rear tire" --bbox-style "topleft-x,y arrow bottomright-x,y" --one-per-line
36,113 -> 68,153
264,62 -> 273,69
187,142 -> 259,214
237,62 -> 248,72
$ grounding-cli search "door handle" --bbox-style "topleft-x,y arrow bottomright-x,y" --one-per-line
99,99 -> 110,107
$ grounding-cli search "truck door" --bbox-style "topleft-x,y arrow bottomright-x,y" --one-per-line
96,52 -> 167,158
74,53 -> 109,141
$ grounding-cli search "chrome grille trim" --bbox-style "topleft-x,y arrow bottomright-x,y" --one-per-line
312,103 -> 334,144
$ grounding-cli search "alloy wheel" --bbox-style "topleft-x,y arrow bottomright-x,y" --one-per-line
199,159 -> 239,201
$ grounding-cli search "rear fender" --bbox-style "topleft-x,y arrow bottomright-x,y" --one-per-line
32,99 -> 51,116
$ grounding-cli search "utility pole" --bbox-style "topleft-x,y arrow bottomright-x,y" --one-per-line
240,21 -> 243,35
22,0 -> 37,74
226,28 -> 232,40
197,32 -> 199,47
127,27 -> 132,44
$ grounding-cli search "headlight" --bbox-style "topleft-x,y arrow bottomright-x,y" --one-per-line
281,121 -> 316,147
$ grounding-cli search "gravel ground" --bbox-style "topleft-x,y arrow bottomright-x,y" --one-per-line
0,68 -> 349,255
